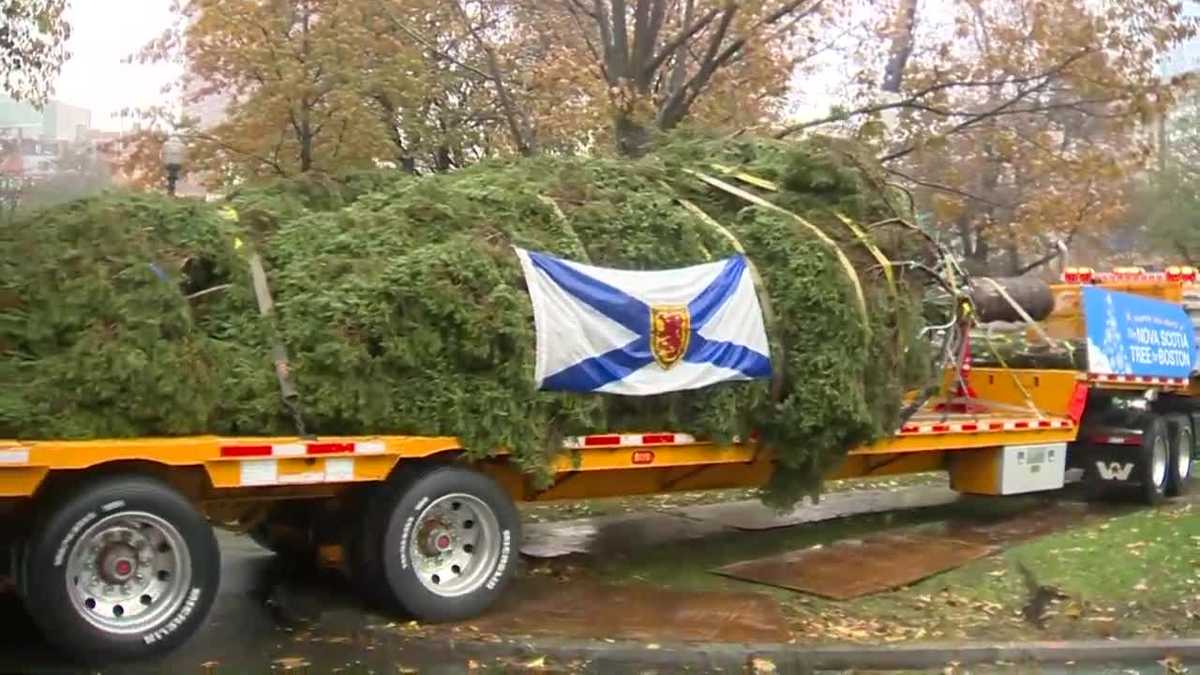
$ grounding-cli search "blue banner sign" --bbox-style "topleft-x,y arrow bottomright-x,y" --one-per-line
1082,287 -> 1197,378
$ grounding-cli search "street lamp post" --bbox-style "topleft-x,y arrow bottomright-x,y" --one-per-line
161,136 -> 186,197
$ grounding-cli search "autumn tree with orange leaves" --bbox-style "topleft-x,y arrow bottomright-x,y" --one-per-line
779,0 -> 1194,274
118,0 -> 1199,275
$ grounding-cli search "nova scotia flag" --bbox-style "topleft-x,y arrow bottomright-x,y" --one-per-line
514,248 -> 772,396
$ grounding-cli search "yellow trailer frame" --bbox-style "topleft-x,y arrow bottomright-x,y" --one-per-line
0,367 -> 1093,507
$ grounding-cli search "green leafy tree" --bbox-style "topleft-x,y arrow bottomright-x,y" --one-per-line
1136,87 -> 1200,262
1,0 -> 71,105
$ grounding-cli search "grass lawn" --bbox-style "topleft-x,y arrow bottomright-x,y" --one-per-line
803,499 -> 1200,644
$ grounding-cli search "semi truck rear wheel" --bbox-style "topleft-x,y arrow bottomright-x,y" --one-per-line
22,475 -> 219,663
1166,414 -> 1194,497
1138,415 -> 1170,505
373,465 -> 519,622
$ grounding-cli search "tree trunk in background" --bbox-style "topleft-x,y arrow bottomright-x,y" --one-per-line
882,0 -> 919,93
615,113 -> 653,157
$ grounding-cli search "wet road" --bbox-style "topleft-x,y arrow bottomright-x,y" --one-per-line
0,533 -> 474,675
0,485 -> 1185,674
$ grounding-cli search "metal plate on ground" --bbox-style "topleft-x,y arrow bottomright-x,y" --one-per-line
713,533 -> 997,600
521,512 -> 733,558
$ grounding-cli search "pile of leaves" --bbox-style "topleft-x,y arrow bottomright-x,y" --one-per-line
1,134 -> 929,502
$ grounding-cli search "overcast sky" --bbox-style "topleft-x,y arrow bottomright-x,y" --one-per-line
51,0 -> 180,131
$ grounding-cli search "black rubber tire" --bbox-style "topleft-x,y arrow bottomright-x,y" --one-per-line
347,462 -> 436,611
348,478 -> 411,612
1166,414 -> 1194,497
1138,415 -> 1170,505
376,465 -> 519,622
22,475 -> 220,663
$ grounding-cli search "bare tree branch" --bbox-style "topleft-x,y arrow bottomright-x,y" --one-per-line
666,0 -> 695,96
884,166 -> 1011,209
642,4 -> 721,78
775,48 -> 1095,139
448,0 -> 537,155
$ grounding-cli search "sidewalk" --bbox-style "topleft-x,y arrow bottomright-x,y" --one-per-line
375,632 -> 1200,672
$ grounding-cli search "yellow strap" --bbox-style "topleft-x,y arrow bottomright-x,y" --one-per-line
675,196 -> 785,402
709,163 -> 780,192
686,169 -> 870,335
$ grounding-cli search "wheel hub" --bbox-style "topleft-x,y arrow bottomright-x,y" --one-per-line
418,520 -> 455,557
407,493 -> 501,598
99,542 -> 139,583
65,512 -> 192,635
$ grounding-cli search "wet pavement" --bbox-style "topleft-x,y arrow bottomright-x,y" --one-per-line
468,578 -> 791,643
0,486 -> 1164,673
522,484 -> 961,558
0,533 -> 446,674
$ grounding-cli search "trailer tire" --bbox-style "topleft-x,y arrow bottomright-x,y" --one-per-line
22,475 -> 219,663
347,462 -> 431,611
1166,414 -> 1194,497
1138,415 -> 1171,505
377,465 -> 518,622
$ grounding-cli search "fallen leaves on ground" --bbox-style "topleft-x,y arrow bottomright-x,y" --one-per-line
750,656 -> 778,673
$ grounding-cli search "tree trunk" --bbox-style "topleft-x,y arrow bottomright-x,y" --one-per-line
434,145 -> 453,172
615,111 -> 653,157
882,0 -> 918,93
1004,238 -> 1021,276
299,107 -> 313,173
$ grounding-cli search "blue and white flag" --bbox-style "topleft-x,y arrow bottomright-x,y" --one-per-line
514,248 -> 772,396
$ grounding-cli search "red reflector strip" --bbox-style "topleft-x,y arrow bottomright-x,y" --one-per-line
640,433 -> 675,445
583,435 -> 621,447
1090,373 -> 1190,387
1093,435 -> 1140,445
899,418 -> 1072,435
306,442 -> 355,455
221,445 -> 272,458
222,441 -> 385,458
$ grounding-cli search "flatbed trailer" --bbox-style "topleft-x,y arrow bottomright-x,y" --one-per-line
1,267 -> 1197,663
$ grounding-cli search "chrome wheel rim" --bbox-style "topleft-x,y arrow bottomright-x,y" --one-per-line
1152,435 -> 1169,488
1179,433 -> 1194,481
409,494 -> 500,597
64,511 -> 192,635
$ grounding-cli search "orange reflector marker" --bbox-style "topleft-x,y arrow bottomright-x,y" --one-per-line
1167,265 -> 1198,282
631,450 -> 655,465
